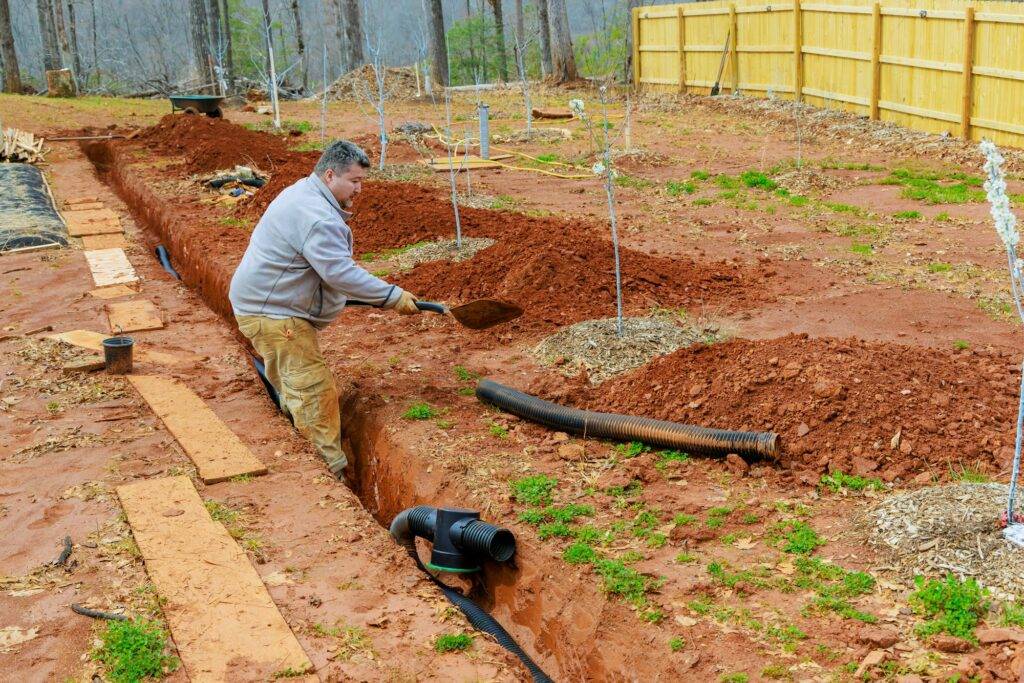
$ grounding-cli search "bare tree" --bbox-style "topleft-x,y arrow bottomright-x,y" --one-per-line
36,0 -> 62,72
207,0 -> 225,91
324,0 -> 344,73
220,0 -> 234,88
623,0 -> 641,83
66,1 -> 82,81
423,0 -> 448,86
514,0 -> 524,44
343,0 -> 364,71
52,0 -> 75,78
359,0 -> 386,168
188,0 -> 214,92
0,0 -> 21,93
260,0 -> 280,127
488,0 -> 508,82
547,0 -> 575,83
536,0 -> 552,78
289,0 -> 307,92
88,0 -> 97,85
511,23 -> 532,136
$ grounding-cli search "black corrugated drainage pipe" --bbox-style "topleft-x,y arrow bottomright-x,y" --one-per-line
154,244 -> 181,280
390,507 -> 553,683
475,378 -> 780,461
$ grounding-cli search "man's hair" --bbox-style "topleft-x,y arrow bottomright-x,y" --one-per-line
314,140 -> 371,176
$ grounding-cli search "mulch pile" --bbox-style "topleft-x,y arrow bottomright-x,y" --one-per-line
139,114 -> 294,175
542,334 -> 1020,479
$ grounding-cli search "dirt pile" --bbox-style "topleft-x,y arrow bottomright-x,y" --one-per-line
325,64 -> 421,101
551,334 -> 1019,479
139,114 -> 293,175
394,218 -> 775,335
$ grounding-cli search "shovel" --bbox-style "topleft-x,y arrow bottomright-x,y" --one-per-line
347,298 -> 523,330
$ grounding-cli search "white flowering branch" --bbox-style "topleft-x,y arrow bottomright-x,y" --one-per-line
571,87 -> 624,336
982,141 -> 1024,540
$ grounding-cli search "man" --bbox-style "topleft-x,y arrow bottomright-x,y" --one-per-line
229,140 -> 420,478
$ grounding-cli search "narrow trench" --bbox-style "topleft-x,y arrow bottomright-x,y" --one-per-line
80,140 -> 640,682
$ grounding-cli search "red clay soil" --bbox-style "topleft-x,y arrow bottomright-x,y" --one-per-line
550,334 -> 1020,481
139,114 -> 294,175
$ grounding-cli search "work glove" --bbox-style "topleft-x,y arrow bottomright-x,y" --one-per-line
394,290 -> 420,316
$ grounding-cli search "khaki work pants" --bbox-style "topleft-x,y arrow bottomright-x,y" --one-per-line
236,315 -> 347,475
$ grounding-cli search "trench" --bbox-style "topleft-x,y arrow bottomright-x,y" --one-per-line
80,139 -> 670,683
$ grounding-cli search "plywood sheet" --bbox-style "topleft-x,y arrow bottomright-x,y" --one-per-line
64,195 -> 101,205
89,284 -> 138,300
64,201 -> 104,211
84,248 -> 137,286
107,300 -> 164,333
422,156 -> 504,171
128,375 -> 267,483
47,330 -> 197,366
117,476 -> 312,682
63,207 -> 117,222
81,233 -> 127,250
67,216 -> 121,237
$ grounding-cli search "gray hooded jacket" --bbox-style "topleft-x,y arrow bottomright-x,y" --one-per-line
229,172 -> 402,329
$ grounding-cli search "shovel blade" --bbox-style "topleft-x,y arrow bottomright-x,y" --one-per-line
449,299 -> 523,330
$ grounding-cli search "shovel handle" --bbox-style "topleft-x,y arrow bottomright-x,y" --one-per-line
347,299 -> 447,314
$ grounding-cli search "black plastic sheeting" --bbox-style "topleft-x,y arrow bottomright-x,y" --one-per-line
0,163 -> 68,252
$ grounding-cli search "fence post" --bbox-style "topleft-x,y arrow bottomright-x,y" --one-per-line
793,0 -> 803,101
870,2 -> 882,120
677,6 -> 687,94
632,7 -> 641,91
961,5 -> 976,141
730,3 -> 739,94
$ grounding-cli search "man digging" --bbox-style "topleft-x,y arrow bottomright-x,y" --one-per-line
229,140 -> 420,478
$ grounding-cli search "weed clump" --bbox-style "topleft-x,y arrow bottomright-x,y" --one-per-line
434,632 -> 474,653
93,619 -> 177,683
819,471 -> 884,493
402,402 -> 438,420
910,574 -> 988,641
772,520 -> 825,554
510,474 -> 558,506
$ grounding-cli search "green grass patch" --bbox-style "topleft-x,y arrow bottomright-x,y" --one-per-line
823,202 -> 863,215
849,242 -> 874,255
489,194 -> 519,210
936,211 -> 951,221
488,422 -> 509,438
614,174 -> 654,190
795,557 -> 877,623
720,673 -> 749,683
534,153 -> 560,163
949,464 -> 989,483
669,636 -> 685,651
1000,602 -> 1024,627
402,402 -> 438,420
666,180 -> 697,197
884,168 -> 986,204
593,557 -> 660,607
788,194 -> 810,207
706,506 -> 731,529
740,170 -> 778,191
928,261 -> 952,273
910,574 -> 988,641
693,197 -> 714,207
953,340 -> 970,350
819,471 -> 884,493
771,520 -> 825,554
291,140 -> 324,152
893,210 -> 922,219
691,170 -> 711,181
434,632 -> 473,653
615,441 -> 650,458
93,619 -> 177,683
563,541 -> 598,564
510,474 -> 558,506
714,174 -> 740,189
675,552 -> 697,563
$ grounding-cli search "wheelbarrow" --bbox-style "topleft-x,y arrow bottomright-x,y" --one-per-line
169,95 -> 224,118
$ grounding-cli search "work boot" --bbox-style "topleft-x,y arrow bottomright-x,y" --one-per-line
324,451 -> 349,480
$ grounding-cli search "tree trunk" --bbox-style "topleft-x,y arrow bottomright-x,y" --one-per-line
323,0 -> 344,73
89,0 -> 97,86
206,0 -> 223,90
188,0 -> 214,93
52,0 -> 75,79
424,0 -> 448,87
36,0 -> 62,72
623,0 -> 640,83
66,1 -> 82,82
0,0 -> 21,93
547,0 -> 575,83
342,0 -> 364,70
464,0 -> 476,83
260,0 -> 273,79
536,0 -> 552,78
289,0 -> 307,92
489,0 -> 508,82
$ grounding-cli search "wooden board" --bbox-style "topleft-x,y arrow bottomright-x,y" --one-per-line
67,216 -> 121,237
89,284 -> 138,300
81,233 -> 127,250
532,107 -> 575,119
64,201 -> 104,211
107,300 -> 164,333
128,375 -> 267,483
63,207 -> 117,223
47,330 -> 197,366
116,476 -> 312,681
84,248 -> 137,286
64,195 -> 102,205
422,156 -> 504,171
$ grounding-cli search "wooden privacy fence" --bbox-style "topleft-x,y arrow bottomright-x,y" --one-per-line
632,0 -> 1024,148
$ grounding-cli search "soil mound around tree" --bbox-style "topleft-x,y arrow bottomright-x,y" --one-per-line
139,114 -> 294,175
548,334 -> 1018,479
